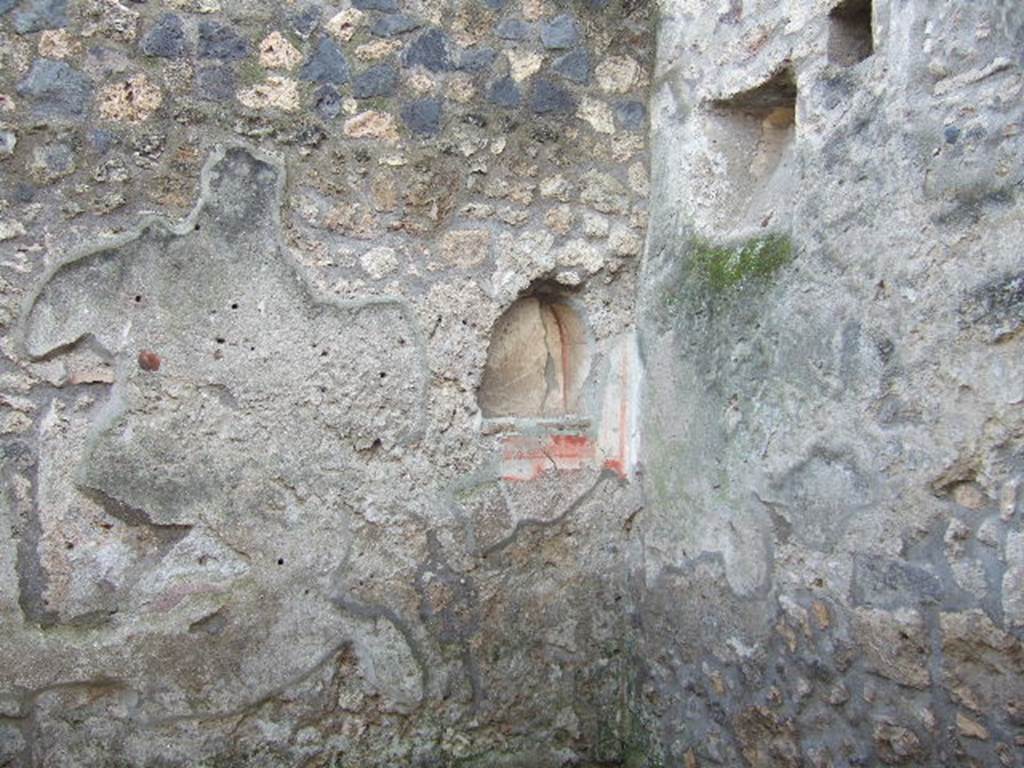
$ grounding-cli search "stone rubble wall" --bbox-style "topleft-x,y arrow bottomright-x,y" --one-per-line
0,0 -> 653,764
2,0 -> 1024,764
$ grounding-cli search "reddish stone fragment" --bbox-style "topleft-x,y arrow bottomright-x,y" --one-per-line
137,350 -> 161,371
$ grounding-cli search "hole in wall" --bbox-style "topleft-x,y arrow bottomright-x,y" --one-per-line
704,67 -> 798,233
478,293 -> 590,419
828,0 -> 873,67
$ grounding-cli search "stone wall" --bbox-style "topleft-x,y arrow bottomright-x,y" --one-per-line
639,0 -> 1024,765
0,0 -> 653,764
3,0 -> 1024,765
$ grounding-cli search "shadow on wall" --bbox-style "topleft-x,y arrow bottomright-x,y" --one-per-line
828,0 -> 874,67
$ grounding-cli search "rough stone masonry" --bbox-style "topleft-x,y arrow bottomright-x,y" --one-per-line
0,0 -> 1021,765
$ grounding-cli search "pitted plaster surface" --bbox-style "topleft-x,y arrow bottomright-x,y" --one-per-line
1,0 -> 1023,765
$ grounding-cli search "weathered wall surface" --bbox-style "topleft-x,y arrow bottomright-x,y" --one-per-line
4,0 -> 1024,764
0,0 -> 653,764
639,0 -> 1024,765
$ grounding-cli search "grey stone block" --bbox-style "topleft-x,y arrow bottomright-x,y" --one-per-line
353,64 -> 398,99
371,14 -> 421,37
195,64 -> 236,102
140,13 -> 188,59
402,28 -> 453,72
401,97 -> 442,136
488,76 -> 520,108
540,14 -> 579,50
552,49 -> 589,84
198,21 -> 250,60
16,59 -> 93,120
12,0 -> 67,34
530,78 -> 575,114
301,38 -> 350,84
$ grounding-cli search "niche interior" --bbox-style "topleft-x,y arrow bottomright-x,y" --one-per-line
704,67 -> 798,233
478,295 -> 590,420
828,0 -> 874,67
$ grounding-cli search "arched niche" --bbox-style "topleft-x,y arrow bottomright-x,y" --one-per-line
478,295 -> 590,419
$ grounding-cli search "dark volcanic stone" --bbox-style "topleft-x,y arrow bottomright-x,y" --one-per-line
495,18 -> 532,40
553,49 -> 589,84
301,37 -> 350,84
195,64 -> 236,102
488,76 -> 520,108
371,14 -> 421,37
402,28 -> 453,72
353,0 -> 398,10
401,97 -> 442,136
14,183 -> 36,203
615,100 -> 646,130
16,59 -> 93,120
459,47 -> 497,72
530,78 -> 575,114
33,143 -> 74,180
851,555 -> 943,609
314,84 -> 341,119
83,46 -> 129,80
198,21 -> 250,60
540,13 -> 579,49
353,64 -> 398,98
87,128 -> 118,154
289,5 -> 321,39
140,13 -> 188,58
13,0 -> 67,33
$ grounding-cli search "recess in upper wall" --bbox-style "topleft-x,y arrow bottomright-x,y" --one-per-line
702,67 -> 798,236
828,0 -> 874,67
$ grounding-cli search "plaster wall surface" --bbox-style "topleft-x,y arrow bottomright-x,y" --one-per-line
639,0 -> 1024,764
0,0 -> 651,763
0,0 -> 1022,764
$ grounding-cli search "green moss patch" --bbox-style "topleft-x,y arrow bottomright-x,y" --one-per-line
690,234 -> 794,293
